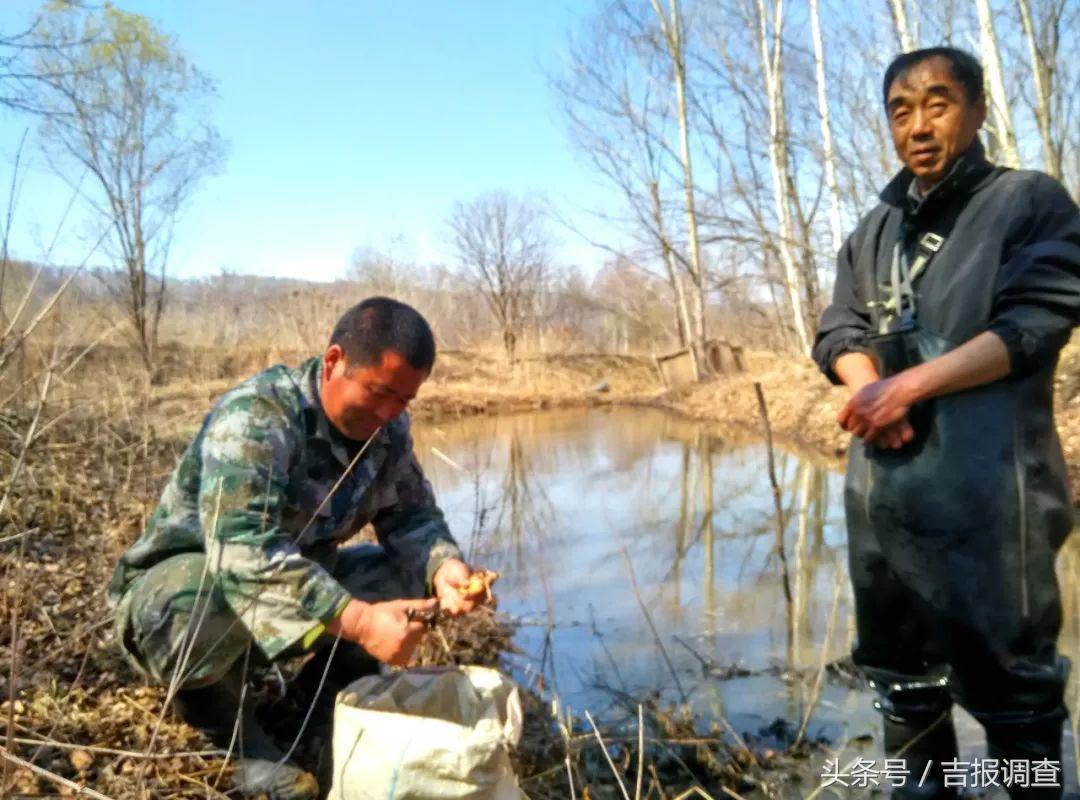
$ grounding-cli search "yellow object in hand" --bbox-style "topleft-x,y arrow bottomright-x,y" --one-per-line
457,570 -> 499,604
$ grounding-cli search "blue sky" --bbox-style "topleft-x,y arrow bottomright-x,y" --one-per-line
0,1 -> 617,280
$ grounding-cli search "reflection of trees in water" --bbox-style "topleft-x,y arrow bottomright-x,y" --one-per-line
660,431 -> 839,671
491,432 -> 554,571
753,456 -> 839,669
415,417 -> 557,592
419,408 -> 848,675
792,464 -> 835,669
418,408 -> 675,482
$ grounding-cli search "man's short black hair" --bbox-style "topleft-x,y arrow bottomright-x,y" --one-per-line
882,47 -> 984,108
329,297 -> 436,372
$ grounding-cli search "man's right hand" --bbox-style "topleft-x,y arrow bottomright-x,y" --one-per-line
326,597 -> 436,667
832,351 -> 913,450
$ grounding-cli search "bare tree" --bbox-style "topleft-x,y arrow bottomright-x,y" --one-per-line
0,2 -> 92,115
975,0 -> 1021,166
553,2 -> 707,367
756,0 -> 812,353
349,242 -> 417,298
810,0 -> 844,256
888,0 -> 919,52
1016,0 -> 1068,180
554,0 -> 1078,358
448,192 -> 551,363
649,180 -> 692,349
27,3 -> 224,376
0,15 -> 46,113
649,0 -> 709,376
1015,0 -> 1058,175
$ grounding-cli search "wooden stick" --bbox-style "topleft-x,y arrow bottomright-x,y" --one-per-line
753,382 -> 794,657
9,735 -> 222,760
795,572 -> 844,747
0,746 -> 118,800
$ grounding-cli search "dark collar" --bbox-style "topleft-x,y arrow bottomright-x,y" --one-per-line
301,356 -> 390,467
879,138 -> 997,216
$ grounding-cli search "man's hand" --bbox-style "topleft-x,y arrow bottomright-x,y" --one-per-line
838,374 -> 917,446
432,558 -> 478,617
834,332 -> 1011,448
868,418 -> 916,449
326,597 -> 436,667
832,351 -> 913,450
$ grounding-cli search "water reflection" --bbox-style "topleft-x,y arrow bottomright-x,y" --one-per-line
413,407 -> 850,717
414,406 -> 1080,794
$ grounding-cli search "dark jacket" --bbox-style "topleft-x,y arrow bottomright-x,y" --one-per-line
814,140 -> 1080,385
812,142 -> 1080,713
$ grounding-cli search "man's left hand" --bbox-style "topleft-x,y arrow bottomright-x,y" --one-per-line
838,374 -> 917,445
433,558 -> 478,617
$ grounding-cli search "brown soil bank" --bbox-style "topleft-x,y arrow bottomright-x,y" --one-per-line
133,338 -> 1080,498
88,339 -> 1080,498
416,340 -> 1080,503
665,341 -> 1080,503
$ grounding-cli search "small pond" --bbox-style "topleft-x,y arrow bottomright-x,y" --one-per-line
413,407 -> 1080,797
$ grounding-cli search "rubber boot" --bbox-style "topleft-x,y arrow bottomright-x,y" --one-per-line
985,716 -> 1065,799
882,711 -> 960,799
173,668 -> 319,800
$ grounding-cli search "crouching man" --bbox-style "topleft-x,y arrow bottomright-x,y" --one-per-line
108,297 -> 477,799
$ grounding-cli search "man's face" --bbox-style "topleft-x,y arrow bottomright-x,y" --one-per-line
886,56 -> 986,190
321,346 -> 428,441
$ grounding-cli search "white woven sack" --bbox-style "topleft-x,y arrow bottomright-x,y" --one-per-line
327,665 -> 525,800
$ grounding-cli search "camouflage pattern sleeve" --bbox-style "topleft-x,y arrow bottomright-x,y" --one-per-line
371,422 -> 462,593
199,392 -> 350,661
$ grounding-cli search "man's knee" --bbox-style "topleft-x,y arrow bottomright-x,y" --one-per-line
117,553 -> 251,689
954,654 -> 1069,727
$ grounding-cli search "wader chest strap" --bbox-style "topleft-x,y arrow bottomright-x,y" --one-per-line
870,231 -> 946,333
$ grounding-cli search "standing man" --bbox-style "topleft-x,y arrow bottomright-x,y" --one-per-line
109,297 -> 479,800
813,48 -> 1080,799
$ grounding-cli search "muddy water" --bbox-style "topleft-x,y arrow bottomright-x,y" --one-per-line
413,407 -> 1080,795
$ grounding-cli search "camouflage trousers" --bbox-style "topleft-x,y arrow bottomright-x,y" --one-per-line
113,544 -> 425,690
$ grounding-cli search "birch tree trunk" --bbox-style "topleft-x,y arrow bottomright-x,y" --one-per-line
810,0 -> 844,256
1017,0 -> 1061,178
756,0 -> 812,354
976,0 -> 1021,167
888,0 -> 917,52
650,180 -> 696,364
651,0 -> 709,375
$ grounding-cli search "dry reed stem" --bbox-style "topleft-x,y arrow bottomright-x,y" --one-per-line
674,788 -> 722,800
585,709 -> 631,800
0,366 -> 53,518
2,367 -> 54,794
795,571 -> 845,747
9,735 -> 221,760
636,703 -> 645,800
619,544 -> 688,704
649,763 -> 670,800
0,745 -> 118,800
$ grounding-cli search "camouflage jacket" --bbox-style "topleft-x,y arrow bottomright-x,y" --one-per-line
107,356 -> 461,660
